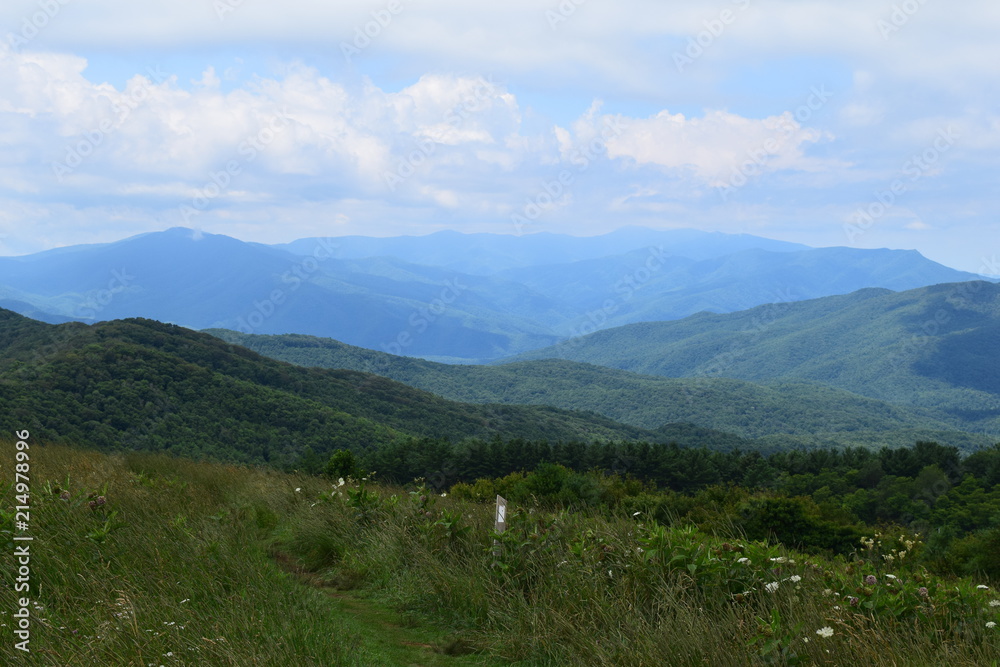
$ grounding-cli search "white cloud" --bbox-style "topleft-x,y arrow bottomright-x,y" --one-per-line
595,109 -> 832,186
1,1 -> 999,274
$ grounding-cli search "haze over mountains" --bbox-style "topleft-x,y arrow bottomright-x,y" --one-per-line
0,226 -> 987,363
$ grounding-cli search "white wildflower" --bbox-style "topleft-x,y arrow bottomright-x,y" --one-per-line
816,627 -> 834,638
765,581 -> 780,593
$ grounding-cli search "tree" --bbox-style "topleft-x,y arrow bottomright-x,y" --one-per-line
325,448 -> 359,480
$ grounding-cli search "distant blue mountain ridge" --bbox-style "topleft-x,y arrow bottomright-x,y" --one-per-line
0,226 -> 987,362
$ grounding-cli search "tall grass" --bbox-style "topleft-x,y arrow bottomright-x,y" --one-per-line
0,443 -> 370,666
3,443 -> 999,666
275,478 -> 1000,666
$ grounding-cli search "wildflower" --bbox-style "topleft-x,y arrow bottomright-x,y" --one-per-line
865,575 -> 877,585
848,596 -> 860,606
816,627 -> 834,638
295,488 -> 301,493
337,478 -> 345,487
803,637 -> 809,643
987,622 -> 997,629
765,582 -> 780,593
885,574 -> 897,580
918,587 -> 929,598
440,493 -> 447,497
822,589 -> 833,596
789,575 -> 802,583
59,491 -> 71,501
737,557 -> 750,564
977,585 -> 990,590
770,556 -> 788,563
989,600 -> 1000,607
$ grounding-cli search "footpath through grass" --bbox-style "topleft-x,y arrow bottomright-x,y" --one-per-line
3,442 -> 1000,665
0,443 -> 502,666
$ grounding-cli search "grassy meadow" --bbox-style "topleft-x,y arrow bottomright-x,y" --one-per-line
3,441 -> 1000,666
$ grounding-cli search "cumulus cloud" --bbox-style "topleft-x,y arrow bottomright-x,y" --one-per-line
1,0 -> 998,272
0,41 -> 841,227
557,104 -> 834,188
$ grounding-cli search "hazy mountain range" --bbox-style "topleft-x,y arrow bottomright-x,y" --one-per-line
0,226 -> 987,363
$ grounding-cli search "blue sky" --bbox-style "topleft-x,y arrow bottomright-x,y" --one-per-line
1,0 -> 998,274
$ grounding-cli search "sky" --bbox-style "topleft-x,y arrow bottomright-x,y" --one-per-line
0,0 -> 998,274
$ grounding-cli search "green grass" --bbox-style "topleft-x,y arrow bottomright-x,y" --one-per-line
4,442 -> 1000,666
0,443 -> 497,665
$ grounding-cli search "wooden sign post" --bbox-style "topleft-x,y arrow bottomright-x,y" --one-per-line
493,495 -> 507,558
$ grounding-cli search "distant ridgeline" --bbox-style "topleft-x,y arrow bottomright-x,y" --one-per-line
0,226 -> 990,363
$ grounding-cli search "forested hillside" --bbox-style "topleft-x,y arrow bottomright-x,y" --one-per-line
507,281 -> 1000,431
0,309 -> 663,468
206,327 -> 995,451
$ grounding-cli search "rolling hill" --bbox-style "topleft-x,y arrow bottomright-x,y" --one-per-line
204,328 -> 995,451
504,281 -> 1000,434
0,309 -> 668,468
